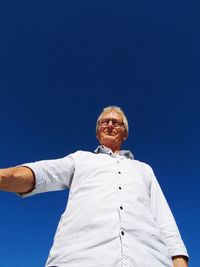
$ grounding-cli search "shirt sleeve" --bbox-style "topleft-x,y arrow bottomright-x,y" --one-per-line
18,154 -> 75,197
145,164 -> 189,260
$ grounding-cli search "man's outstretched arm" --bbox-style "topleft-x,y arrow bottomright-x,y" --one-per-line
0,167 -> 35,194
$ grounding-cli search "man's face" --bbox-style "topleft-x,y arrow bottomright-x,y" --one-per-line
96,111 -> 127,152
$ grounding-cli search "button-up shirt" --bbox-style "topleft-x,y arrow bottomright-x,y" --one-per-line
21,146 -> 188,266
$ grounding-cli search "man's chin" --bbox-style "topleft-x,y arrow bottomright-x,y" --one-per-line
103,135 -> 116,140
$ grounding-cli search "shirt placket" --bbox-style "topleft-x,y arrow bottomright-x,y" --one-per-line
116,156 -> 125,266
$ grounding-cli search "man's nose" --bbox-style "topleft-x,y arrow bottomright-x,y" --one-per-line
107,120 -> 114,127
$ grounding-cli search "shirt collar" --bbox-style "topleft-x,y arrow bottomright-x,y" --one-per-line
94,145 -> 134,159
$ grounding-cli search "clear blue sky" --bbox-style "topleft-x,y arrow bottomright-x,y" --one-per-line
1,0 -> 199,266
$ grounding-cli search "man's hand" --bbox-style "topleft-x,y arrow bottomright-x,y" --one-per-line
172,256 -> 188,267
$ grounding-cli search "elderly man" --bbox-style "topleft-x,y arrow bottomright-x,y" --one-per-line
0,106 -> 188,266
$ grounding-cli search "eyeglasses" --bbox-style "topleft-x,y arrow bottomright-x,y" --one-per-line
98,118 -> 124,128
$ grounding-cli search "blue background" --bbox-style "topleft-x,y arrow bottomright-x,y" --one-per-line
1,0 -> 199,266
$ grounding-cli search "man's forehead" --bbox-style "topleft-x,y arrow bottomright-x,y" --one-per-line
101,111 -> 123,120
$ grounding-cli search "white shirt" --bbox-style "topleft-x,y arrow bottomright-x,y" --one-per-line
22,146 -> 188,267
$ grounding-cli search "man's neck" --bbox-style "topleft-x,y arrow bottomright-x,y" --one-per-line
100,144 -> 121,154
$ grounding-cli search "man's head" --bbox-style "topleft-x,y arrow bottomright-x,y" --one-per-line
96,106 -> 129,152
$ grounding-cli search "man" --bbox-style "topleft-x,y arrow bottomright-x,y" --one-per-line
0,106 -> 189,266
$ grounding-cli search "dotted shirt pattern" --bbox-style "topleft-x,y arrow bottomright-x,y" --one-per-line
21,146 -> 188,267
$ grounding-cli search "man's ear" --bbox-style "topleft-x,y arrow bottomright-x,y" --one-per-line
123,131 -> 128,141
96,131 -> 100,141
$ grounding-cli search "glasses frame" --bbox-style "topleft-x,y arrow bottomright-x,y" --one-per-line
98,118 -> 125,129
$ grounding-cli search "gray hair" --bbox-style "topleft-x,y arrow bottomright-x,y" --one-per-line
96,106 -> 129,136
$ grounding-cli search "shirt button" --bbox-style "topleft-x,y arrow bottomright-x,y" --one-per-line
120,206 -> 123,210
121,231 -> 125,236
119,186 -> 122,190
